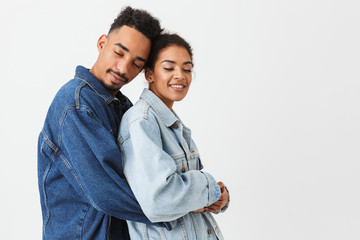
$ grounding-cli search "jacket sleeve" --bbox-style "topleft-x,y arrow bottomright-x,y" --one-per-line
119,117 -> 221,222
50,106 -> 158,225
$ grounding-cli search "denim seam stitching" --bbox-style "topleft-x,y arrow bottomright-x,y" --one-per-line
118,133 -> 130,145
58,106 -> 102,147
204,213 -> 220,237
75,81 -> 87,108
159,227 -> 166,240
58,153 -> 102,212
75,76 -> 112,103
190,212 -> 200,239
106,216 -> 111,240
119,116 -> 161,145
171,154 -> 186,160
144,104 -> 161,133
42,163 -> 52,238
41,130 -> 58,153
202,172 -> 212,205
141,223 -> 148,240
179,218 -> 189,240
58,107 -> 71,146
80,204 -> 90,240
145,99 -> 175,127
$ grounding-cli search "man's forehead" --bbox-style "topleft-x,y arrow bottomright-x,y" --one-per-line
107,26 -> 151,60
108,26 -> 144,40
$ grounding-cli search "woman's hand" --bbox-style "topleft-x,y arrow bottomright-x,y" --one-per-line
204,182 -> 229,213
192,182 -> 229,213
193,207 -> 205,213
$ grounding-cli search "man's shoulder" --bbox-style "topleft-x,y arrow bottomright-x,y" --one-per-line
52,77 -> 104,108
43,77 -> 106,128
54,78 -> 82,100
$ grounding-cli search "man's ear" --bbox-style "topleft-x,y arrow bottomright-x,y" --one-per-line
97,34 -> 108,52
145,67 -> 154,83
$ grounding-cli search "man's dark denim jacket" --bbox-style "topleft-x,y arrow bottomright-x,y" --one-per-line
38,66 -> 167,239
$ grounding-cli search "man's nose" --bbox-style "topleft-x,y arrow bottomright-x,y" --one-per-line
116,58 -> 131,76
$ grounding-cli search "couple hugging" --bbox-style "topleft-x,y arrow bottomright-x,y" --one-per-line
38,6 -> 229,240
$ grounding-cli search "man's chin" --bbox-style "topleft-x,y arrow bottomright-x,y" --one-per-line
103,82 -> 121,95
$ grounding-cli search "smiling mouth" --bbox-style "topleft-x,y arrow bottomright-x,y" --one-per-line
169,84 -> 185,89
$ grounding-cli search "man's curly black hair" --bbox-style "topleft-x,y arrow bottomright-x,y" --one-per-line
109,6 -> 163,42
146,33 -> 193,70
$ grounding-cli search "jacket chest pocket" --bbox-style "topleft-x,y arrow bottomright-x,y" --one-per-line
166,129 -> 202,173
172,152 -> 201,174
172,155 -> 188,174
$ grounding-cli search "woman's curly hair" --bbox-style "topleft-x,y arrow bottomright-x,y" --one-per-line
146,33 -> 193,70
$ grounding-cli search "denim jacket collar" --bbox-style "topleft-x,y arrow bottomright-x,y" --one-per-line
74,65 -> 126,104
140,88 -> 178,127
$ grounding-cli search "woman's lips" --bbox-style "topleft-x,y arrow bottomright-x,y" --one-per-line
169,84 -> 186,91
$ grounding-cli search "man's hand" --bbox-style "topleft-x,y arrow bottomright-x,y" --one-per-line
204,182 -> 229,213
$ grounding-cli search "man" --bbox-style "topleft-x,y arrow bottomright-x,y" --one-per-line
37,7 -> 166,239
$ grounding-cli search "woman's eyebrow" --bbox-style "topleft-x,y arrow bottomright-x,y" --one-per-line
161,60 -> 193,66
183,61 -> 193,66
161,60 -> 175,64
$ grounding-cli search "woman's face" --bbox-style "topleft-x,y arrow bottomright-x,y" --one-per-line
146,45 -> 193,109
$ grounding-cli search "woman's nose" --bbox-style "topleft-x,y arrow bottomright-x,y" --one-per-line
174,68 -> 185,80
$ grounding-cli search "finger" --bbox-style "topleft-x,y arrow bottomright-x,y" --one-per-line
206,206 -> 222,212
209,200 -> 224,207
218,195 -> 226,200
208,201 -> 226,210
204,207 -> 218,213
208,201 -> 226,207
219,194 -> 228,202
207,203 -> 221,209
220,190 -> 229,199
216,195 -> 227,201
206,203 -> 222,209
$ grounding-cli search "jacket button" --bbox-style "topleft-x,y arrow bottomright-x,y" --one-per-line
173,123 -> 178,129
207,229 -> 211,234
215,226 -> 218,232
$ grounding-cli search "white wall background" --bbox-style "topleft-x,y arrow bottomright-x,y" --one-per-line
1,0 -> 359,239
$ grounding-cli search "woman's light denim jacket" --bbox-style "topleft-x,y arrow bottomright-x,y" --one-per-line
118,88 -> 224,240
37,66 -> 168,240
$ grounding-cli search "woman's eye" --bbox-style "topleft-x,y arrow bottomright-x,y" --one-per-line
134,63 -> 141,69
164,68 -> 174,71
183,69 -> 192,73
114,51 -> 123,56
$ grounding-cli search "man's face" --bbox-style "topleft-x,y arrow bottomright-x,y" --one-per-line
91,25 -> 151,95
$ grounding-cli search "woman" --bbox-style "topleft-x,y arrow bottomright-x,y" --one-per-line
118,33 -> 228,239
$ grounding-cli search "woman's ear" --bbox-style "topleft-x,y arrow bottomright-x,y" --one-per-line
145,67 -> 154,83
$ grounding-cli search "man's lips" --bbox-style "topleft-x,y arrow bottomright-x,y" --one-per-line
107,69 -> 129,83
